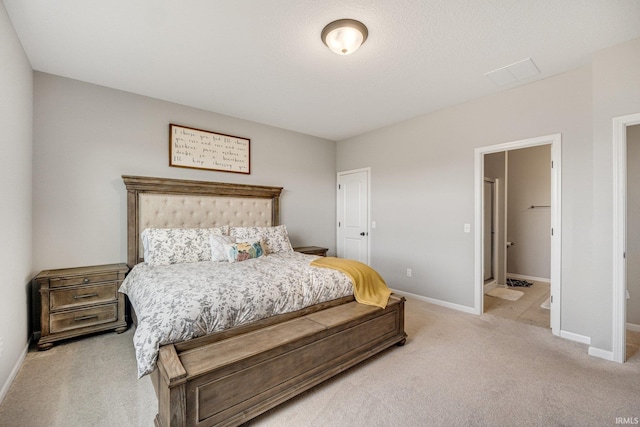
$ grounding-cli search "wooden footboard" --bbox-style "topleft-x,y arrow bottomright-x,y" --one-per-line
152,295 -> 406,427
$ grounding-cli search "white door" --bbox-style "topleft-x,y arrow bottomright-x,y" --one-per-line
337,169 -> 370,264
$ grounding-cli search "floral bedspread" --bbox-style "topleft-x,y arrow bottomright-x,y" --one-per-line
119,252 -> 353,377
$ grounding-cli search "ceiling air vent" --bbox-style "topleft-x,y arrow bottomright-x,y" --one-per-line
484,58 -> 540,86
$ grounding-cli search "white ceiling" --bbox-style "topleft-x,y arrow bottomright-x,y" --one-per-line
5,0 -> 640,141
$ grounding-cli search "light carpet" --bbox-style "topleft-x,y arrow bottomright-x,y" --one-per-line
1,298 -> 639,427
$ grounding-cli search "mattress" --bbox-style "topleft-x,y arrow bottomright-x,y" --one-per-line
119,252 -> 353,377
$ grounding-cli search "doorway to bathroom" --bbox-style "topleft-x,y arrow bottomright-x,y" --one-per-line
483,146 -> 551,329
626,123 -> 640,361
474,134 -> 561,336
613,114 -> 640,363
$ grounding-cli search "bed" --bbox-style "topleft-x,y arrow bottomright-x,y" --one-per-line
121,175 -> 407,427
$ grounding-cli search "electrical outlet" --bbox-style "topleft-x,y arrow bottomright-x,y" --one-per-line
407,268 -> 412,277
464,223 -> 471,233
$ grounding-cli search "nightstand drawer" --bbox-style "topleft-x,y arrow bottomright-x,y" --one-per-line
50,283 -> 118,310
36,263 -> 129,350
49,272 -> 120,288
50,304 -> 118,334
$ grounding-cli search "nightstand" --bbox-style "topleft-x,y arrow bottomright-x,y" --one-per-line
36,263 -> 129,350
293,246 -> 329,257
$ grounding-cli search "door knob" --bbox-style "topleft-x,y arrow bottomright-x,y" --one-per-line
360,232 -> 366,236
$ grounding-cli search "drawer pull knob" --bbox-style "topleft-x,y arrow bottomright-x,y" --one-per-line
74,315 -> 98,322
83,278 -> 90,283
73,293 -> 99,299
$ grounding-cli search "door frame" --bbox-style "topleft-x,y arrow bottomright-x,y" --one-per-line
483,177 -> 498,285
337,167 -> 371,265
612,112 -> 640,363
474,134 -> 562,336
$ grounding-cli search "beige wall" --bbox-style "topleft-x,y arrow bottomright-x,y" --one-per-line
590,37 -> 640,350
506,145 -> 551,279
338,65 -> 593,312
0,3 -> 33,398
32,72 -> 338,273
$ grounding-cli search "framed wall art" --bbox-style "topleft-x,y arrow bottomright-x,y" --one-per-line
169,124 -> 250,174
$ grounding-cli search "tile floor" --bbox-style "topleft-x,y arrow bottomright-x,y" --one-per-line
627,329 -> 640,361
483,280 -> 550,329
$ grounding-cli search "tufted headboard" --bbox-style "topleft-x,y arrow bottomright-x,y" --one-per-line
122,175 -> 283,267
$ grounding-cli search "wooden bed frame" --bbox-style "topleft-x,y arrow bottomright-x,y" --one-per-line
123,175 -> 407,427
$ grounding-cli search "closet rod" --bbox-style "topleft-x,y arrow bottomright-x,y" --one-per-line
529,205 -> 550,209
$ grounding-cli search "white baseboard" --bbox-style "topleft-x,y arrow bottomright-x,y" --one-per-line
559,329 -> 615,362
507,273 -> 550,283
627,322 -> 640,332
560,330 -> 591,345
0,340 -> 29,404
390,288 -> 477,315
588,346 -> 615,361
390,287 -> 627,365
483,281 -> 498,294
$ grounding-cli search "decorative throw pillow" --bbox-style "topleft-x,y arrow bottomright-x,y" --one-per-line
224,240 -> 265,263
230,225 -> 293,254
141,227 -> 226,266
210,234 -> 236,262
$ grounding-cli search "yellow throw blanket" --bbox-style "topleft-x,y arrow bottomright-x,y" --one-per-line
311,257 -> 391,309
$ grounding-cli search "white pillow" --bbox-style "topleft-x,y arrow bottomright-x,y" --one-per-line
141,227 -> 226,266
230,225 -> 293,254
210,234 -> 236,262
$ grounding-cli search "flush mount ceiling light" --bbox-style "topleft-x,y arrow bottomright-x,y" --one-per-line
321,19 -> 368,55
